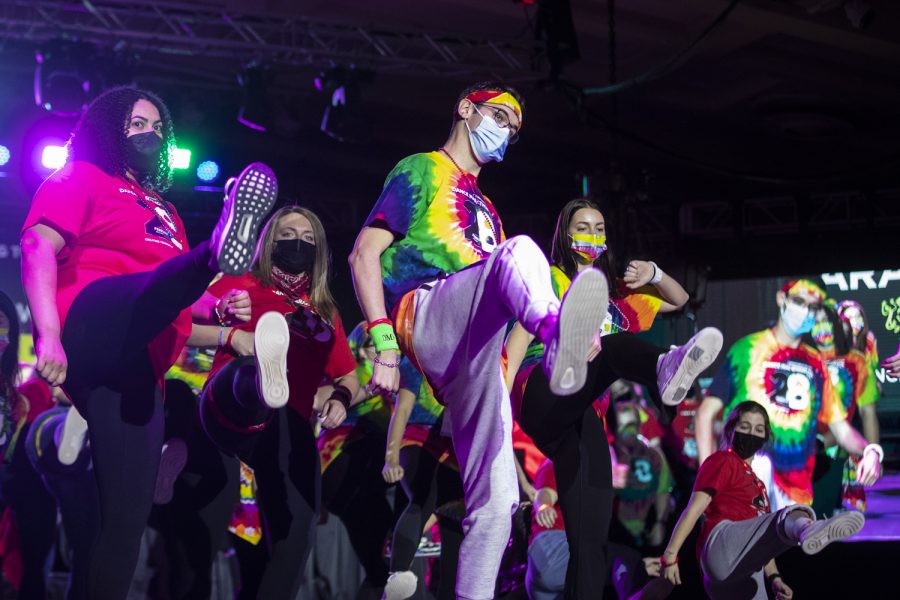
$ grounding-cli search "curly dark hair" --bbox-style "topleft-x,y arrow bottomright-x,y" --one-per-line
67,86 -> 176,192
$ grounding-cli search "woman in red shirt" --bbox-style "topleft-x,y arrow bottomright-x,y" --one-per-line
662,400 -> 866,600
199,206 -> 360,599
19,86 -> 277,599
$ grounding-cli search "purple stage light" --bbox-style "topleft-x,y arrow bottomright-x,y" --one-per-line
0,145 -> 10,167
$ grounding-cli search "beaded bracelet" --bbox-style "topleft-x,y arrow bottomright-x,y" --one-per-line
373,355 -> 400,368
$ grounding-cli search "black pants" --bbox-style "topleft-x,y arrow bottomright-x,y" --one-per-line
0,425 -> 58,600
519,333 -> 665,600
390,443 -> 464,600
200,357 -> 320,600
60,241 -> 217,600
150,379 -> 240,600
25,406 -> 97,600
320,425 -> 392,592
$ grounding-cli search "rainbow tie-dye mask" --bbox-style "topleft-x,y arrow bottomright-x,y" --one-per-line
570,233 -> 607,262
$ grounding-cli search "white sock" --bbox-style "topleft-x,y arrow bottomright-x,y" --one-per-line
784,509 -> 814,541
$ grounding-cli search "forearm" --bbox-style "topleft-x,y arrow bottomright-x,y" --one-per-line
385,398 -> 413,462
21,240 -> 62,339
830,419 -> 869,456
191,292 -> 220,325
534,487 -> 557,507
695,396 -> 723,464
514,455 -> 530,488
653,272 -> 689,309
333,372 -> 361,407
763,559 -> 779,577
664,492 -> 710,557
860,405 -> 880,444
349,245 -> 390,322
188,324 -> 228,347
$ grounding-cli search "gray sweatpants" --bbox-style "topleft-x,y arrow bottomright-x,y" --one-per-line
700,504 -> 815,600
410,236 -> 559,600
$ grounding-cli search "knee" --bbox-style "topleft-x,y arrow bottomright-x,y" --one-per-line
499,235 -> 542,260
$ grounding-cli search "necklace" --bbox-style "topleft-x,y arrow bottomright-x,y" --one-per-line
122,176 -> 177,234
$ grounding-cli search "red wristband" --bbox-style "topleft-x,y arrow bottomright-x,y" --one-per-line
660,554 -> 678,568
366,317 -> 393,332
226,327 -> 238,352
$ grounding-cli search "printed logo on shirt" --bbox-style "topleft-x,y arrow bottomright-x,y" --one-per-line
288,307 -> 333,343
451,186 -> 500,254
763,360 -> 815,412
138,198 -> 183,251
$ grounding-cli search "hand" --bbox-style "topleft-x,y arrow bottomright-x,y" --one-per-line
520,480 -> 538,503
35,335 -> 67,386
229,329 -> 255,356
771,577 -> 793,600
318,398 -> 347,429
857,448 -> 882,486
612,463 -> 629,489
218,289 -> 252,324
642,557 -> 661,577
367,350 -> 400,397
883,344 -> 900,377
623,260 -> 655,289
663,562 -> 681,586
535,504 -> 557,528
382,458 -> 404,484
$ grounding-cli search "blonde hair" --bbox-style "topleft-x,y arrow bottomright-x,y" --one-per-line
251,206 -> 338,325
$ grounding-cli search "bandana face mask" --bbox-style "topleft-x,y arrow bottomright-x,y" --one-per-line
570,233 -> 607,262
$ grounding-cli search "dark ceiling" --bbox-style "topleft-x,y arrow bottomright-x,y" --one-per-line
1,0 -> 899,294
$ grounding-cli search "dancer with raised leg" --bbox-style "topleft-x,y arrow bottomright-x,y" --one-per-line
19,86 -> 277,599
349,82 -> 608,600
199,206 -> 360,599
505,198 -> 722,599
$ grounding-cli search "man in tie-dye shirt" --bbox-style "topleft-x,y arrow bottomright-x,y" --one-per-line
696,280 -> 882,510
349,82 -> 608,600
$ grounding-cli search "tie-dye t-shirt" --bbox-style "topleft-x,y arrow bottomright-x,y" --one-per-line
708,329 -> 845,505
398,357 -> 445,426
822,349 -> 876,422
511,266 -> 663,413
365,151 -> 505,313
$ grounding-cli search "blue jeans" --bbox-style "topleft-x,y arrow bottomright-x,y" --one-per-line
526,530 -> 569,600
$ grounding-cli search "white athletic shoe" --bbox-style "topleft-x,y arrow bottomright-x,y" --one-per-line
153,437 -> 188,505
57,406 -> 88,466
382,570 -> 418,600
656,327 -> 723,406
800,510 -> 865,555
542,268 -> 608,396
255,311 -> 290,409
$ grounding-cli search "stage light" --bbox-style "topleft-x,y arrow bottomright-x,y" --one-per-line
34,43 -> 92,117
196,160 -> 220,182
170,148 -> 191,170
0,145 -> 10,167
41,145 -> 67,170
316,67 -> 374,144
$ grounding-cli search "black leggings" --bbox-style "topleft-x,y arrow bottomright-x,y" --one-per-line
200,356 -> 320,600
390,443 -> 464,600
519,332 -> 665,600
25,406 -> 97,600
60,241 -> 217,600
320,426 -> 392,589
0,425 -> 58,600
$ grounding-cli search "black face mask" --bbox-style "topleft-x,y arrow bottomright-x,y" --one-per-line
273,239 -> 316,274
732,431 -> 766,459
126,132 -> 163,176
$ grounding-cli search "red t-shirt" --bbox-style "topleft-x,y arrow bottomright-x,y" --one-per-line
207,273 -> 356,420
22,161 -> 191,379
693,449 -> 770,555
529,458 -> 566,546
663,398 -> 700,470
512,420 -> 546,482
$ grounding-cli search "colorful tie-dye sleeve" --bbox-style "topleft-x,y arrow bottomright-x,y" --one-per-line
399,356 -> 423,393
855,352 -> 879,408
816,353 -> 847,427
365,154 -> 438,240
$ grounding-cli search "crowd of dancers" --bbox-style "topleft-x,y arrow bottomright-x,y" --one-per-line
1,82 -> 898,600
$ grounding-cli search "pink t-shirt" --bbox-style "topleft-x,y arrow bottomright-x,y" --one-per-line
22,161 -> 192,378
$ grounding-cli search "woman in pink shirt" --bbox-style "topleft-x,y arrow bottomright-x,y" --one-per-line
20,86 -> 278,600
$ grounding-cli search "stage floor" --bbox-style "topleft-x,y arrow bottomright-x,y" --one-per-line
851,470 -> 900,541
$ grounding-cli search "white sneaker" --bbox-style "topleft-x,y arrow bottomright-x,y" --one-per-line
255,311 -> 290,409
154,437 -> 188,505
542,268 -> 608,396
57,406 -> 88,466
382,570 -> 417,600
800,510 -> 865,555
656,327 -> 723,406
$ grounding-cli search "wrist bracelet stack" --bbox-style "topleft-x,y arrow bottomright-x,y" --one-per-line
863,443 -> 884,463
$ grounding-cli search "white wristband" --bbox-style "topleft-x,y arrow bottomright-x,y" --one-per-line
648,261 -> 664,285
863,443 -> 884,463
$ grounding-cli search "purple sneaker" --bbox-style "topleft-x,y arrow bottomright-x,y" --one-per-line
800,510 -> 865,554
154,437 -> 188,505
210,162 -> 278,275
656,327 -> 723,406
542,269 -> 608,396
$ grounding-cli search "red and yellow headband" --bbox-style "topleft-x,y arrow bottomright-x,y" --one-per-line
780,279 -> 826,303
466,90 -> 523,128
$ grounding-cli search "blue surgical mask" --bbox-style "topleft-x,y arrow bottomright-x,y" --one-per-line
781,302 -> 815,337
466,106 -> 510,164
